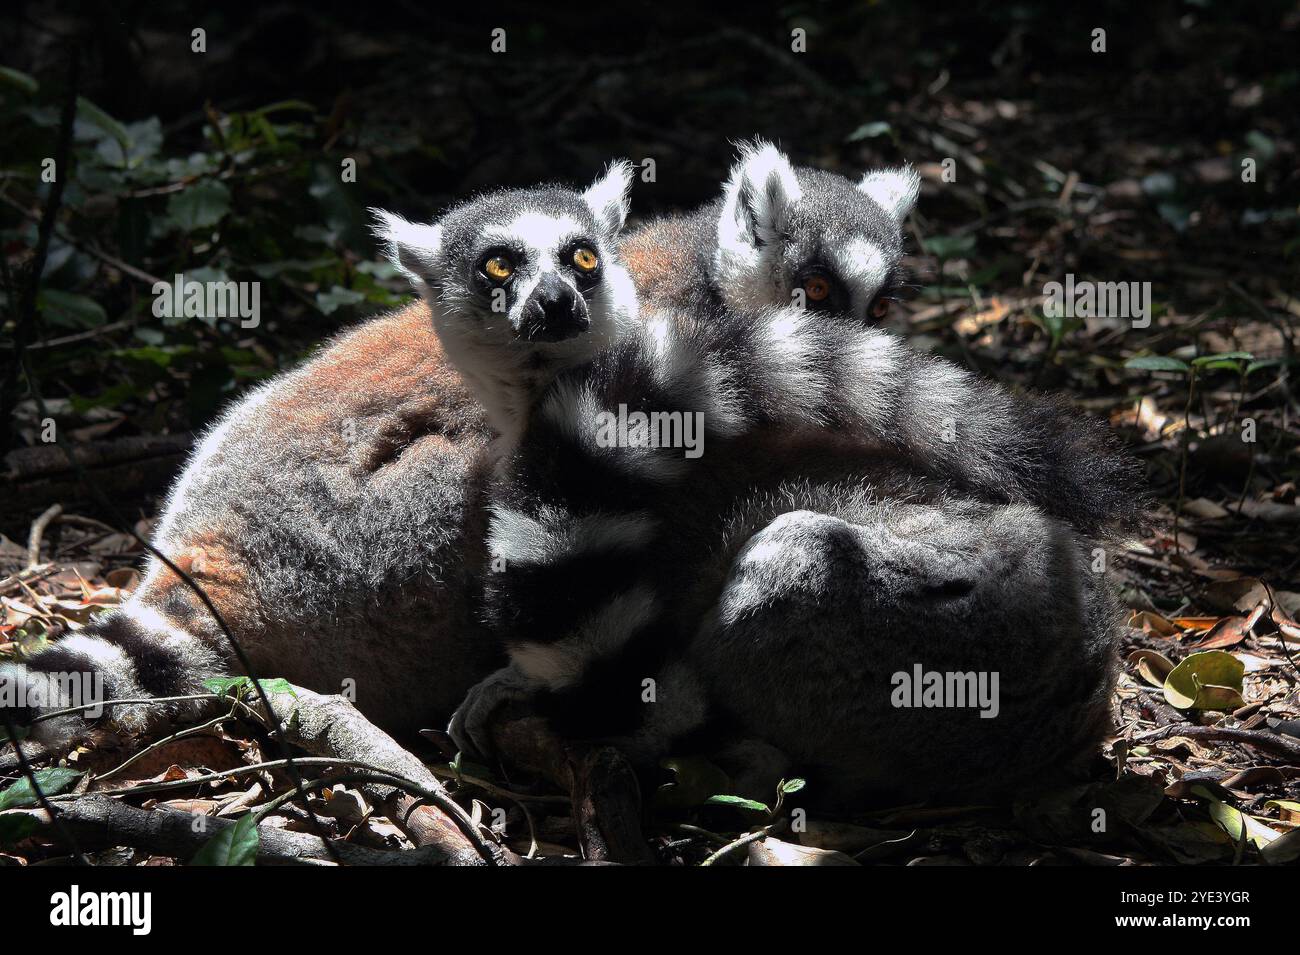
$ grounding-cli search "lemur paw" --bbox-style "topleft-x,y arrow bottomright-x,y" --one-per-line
447,664 -> 536,760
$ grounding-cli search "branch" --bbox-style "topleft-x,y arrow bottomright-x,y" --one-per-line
6,795 -> 447,866
246,683 -> 505,866
26,503 -> 62,567
1133,724 -> 1300,762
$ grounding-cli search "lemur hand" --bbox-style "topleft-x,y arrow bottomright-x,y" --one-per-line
447,664 -> 536,760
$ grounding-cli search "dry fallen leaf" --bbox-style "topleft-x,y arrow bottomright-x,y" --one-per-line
747,836 -> 859,866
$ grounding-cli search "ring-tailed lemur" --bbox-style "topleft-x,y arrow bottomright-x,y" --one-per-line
447,302 -> 1142,802
621,139 -> 918,322
1,166 -> 640,743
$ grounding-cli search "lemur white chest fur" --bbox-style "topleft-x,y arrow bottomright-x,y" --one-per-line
373,165 -> 640,450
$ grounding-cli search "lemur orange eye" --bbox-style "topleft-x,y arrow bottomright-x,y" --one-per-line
572,246 -> 599,272
871,297 -> 890,320
803,275 -> 831,302
483,256 -> 513,281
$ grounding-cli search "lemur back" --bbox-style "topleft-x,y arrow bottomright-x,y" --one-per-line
4,166 -> 640,743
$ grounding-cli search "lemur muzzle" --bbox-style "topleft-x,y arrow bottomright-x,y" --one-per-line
520,272 -> 588,341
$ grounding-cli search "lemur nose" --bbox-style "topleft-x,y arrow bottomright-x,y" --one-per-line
521,272 -> 587,342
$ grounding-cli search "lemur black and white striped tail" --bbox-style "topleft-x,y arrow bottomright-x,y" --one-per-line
471,304 -> 1142,749
529,306 -> 1141,529
0,595 -> 227,746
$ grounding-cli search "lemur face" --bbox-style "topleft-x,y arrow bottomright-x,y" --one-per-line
373,162 -> 638,361
712,140 -> 919,323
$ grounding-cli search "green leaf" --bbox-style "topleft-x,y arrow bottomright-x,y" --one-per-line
846,121 -> 892,142
94,116 -> 163,170
203,676 -> 297,701
76,96 -> 130,151
780,778 -> 807,795
1191,351 -> 1253,367
167,179 -> 231,231
315,285 -> 366,315
0,66 -> 39,95
1140,172 -> 1178,197
37,289 -> 107,329
190,814 -> 259,866
1207,801 -> 1279,850
1162,650 -> 1245,711
0,768 -> 83,810
1244,130 -> 1277,163
1125,355 -> 1191,373
924,234 -> 977,260
1197,359 -> 1248,373
1246,358 -> 1285,375
704,794 -> 770,813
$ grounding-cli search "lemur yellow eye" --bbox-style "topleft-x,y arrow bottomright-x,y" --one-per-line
870,297 -> 890,320
572,246 -> 599,273
483,256 -> 513,281
803,275 -> 831,302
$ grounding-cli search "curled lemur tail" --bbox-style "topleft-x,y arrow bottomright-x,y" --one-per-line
483,304 -> 1142,741
1,564 -> 230,745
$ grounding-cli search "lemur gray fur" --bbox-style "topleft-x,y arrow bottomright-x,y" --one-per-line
1,167 -> 640,744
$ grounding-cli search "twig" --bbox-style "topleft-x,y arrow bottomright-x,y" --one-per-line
57,756 -> 410,799
25,503 -> 63,568
430,764 -> 569,805
0,193 -> 165,288
97,708 -> 234,780
1173,367 -> 1196,556
30,692 -> 223,724
700,828 -> 772,866
0,563 -> 57,596
1133,724 -> 1300,763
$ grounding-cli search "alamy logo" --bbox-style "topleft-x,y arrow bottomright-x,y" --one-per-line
594,404 -> 705,459
1042,273 -> 1151,328
152,273 -> 261,328
50,886 -> 152,935
0,671 -> 104,718
890,664 -> 1000,718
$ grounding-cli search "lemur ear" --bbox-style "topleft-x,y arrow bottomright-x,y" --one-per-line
724,139 -> 801,246
370,209 -> 444,288
858,166 -> 920,223
583,160 -> 635,238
